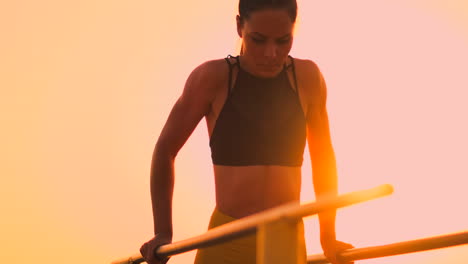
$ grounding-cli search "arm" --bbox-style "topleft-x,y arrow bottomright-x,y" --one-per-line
305,63 -> 338,241
141,60 -> 221,263
303,61 -> 353,264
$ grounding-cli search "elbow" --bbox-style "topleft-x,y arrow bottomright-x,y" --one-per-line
153,140 -> 177,163
154,144 -> 176,162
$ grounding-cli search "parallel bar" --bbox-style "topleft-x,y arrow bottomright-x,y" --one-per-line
111,254 -> 145,264
307,231 -> 468,264
111,184 -> 393,264
257,219 -> 303,264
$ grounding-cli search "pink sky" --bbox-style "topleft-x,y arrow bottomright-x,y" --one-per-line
2,0 -> 467,263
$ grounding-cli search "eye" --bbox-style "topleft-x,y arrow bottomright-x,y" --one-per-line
277,38 -> 291,44
251,37 -> 266,43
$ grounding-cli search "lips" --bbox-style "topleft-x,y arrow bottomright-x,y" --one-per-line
258,64 -> 280,67
258,64 -> 280,71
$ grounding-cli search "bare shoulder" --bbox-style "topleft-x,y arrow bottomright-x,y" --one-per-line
193,58 -> 228,77
292,57 -> 326,107
180,58 -> 229,104
186,59 -> 228,91
292,58 -> 322,87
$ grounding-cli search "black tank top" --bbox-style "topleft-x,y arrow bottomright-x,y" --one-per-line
209,55 -> 307,167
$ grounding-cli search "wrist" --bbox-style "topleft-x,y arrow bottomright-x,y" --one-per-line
320,230 -> 336,242
154,231 -> 173,241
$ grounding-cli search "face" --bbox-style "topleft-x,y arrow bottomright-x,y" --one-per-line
237,8 -> 295,78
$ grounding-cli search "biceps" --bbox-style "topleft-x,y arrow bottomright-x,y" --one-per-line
156,95 -> 209,158
306,107 -> 333,149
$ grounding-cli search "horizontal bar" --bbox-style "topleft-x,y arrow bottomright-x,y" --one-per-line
111,254 -> 145,264
307,231 -> 468,264
111,184 -> 393,264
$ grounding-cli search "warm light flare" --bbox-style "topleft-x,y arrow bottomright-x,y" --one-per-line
2,0 -> 467,264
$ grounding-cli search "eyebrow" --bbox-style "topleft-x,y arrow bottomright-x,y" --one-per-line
250,32 -> 292,39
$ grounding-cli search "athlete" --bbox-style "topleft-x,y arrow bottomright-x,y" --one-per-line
140,0 -> 354,263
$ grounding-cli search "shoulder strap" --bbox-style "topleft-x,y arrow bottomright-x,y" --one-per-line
286,55 -> 299,94
224,55 -> 240,94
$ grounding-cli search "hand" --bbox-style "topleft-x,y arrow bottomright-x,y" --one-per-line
140,234 -> 172,264
320,238 -> 354,264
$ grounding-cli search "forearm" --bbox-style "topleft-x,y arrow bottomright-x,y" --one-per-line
312,147 -> 338,239
150,146 -> 175,238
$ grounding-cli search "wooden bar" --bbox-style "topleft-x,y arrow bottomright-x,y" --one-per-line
307,231 -> 468,264
111,184 -> 393,264
257,219 -> 304,264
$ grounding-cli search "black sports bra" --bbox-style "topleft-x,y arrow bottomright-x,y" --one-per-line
209,55 -> 307,167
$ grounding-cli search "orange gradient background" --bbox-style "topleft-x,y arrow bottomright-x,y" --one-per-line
2,0 -> 467,263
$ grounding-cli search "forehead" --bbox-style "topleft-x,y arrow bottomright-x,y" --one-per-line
243,8 -> 294,38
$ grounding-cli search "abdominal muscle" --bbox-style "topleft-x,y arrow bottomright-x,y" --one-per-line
213,164 -> 302,218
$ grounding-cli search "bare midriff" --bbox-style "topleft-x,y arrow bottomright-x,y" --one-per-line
213,165 -> 302,219
205,58 -> 307,219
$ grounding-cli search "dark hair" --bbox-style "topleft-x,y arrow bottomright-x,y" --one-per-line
238,0 -> 298,24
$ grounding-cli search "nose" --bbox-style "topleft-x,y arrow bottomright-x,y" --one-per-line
264,42 -> 278,58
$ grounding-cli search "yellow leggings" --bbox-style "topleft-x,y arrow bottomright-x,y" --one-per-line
193,207 -> 306,264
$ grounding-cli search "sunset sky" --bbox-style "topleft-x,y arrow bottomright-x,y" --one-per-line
2,0 -> 467,263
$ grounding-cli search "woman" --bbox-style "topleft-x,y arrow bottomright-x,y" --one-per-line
140,0 -> 353,263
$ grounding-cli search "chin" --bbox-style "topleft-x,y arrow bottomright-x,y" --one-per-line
257,68 -> 282,78
258,72 -> 278,78
251,63 -> 280,76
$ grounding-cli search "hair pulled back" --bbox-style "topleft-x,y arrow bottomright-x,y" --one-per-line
238,0 -> 298,24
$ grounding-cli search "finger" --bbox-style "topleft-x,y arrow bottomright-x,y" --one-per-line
140,243 -> 147,256
337,254 -> 354,264
337,241 -> 353,246
341,244 -> 354,250
336,242 -> 354,250
324,253 -> 339,264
